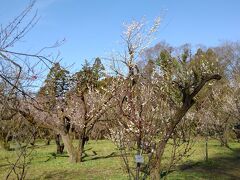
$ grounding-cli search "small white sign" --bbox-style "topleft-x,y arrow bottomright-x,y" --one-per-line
135,155 -> 144,163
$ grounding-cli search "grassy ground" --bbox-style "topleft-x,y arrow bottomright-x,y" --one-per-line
0,139 -> 240,179
167,140 -> 240,180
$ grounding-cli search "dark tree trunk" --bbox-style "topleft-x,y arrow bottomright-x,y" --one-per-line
45,138 -> 51,145
205,136 -> 208,162
55,134 -> 64,154
79,127 -> 88,162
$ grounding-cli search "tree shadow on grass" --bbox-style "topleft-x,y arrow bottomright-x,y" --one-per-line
178,147 -> 240,179
33,170 -> 82,180
83,151 -> 123,162
43,150 -> 121,163
40,147 -> 120,163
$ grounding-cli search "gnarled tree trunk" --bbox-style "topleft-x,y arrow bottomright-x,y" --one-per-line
78,127 -> 88,162
149,74 -> 221,178
61,133 -> 80,163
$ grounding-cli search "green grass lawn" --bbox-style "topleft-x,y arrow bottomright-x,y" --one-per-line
0,139 -> 240,179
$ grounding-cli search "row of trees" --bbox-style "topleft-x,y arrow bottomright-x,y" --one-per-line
0,2 -> 239,179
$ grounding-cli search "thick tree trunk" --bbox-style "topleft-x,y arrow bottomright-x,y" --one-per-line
78,127 -> 87,162
61,133 -> 80,163
150,168 -> 161,180
150,100 -> 195,178
55,134 -> 64,154
78,137 -> 85,162
150,140 -> 167,179
219,129 -> 229,148
220,135 -> 229,148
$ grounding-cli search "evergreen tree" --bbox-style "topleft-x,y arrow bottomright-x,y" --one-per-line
38,63 -> 70,111
74,58 -> 105,93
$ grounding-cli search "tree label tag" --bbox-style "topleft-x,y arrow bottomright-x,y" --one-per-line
135,155 -> 144,163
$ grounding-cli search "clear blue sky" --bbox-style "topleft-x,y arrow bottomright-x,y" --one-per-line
1,0 -> 240,71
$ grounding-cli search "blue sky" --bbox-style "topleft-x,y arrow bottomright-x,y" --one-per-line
0,0 -> 240,71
